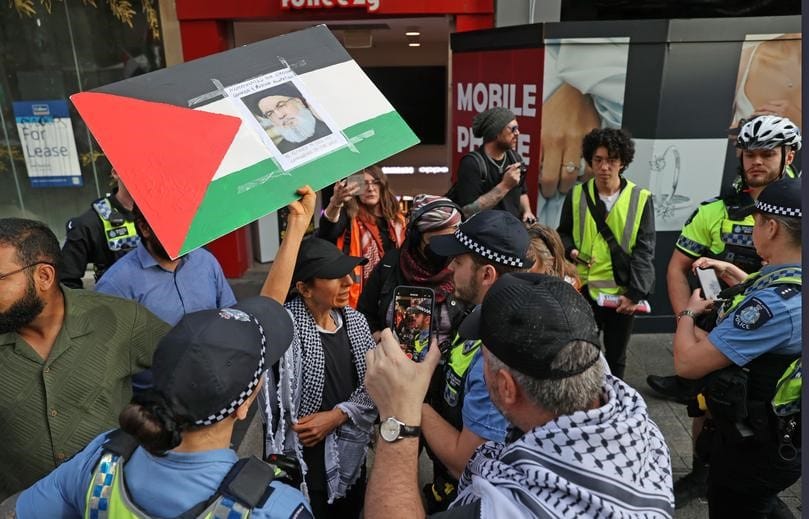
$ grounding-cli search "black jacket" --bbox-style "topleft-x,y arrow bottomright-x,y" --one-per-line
356,248 -> 471,337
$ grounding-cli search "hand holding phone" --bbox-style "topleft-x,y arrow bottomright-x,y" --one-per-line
391,286 -> 435,362
345,173 -> 367,196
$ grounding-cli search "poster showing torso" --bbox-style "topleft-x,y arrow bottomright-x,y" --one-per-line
12,100 -> 83,188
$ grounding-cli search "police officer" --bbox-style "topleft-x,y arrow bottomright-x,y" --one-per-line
419,210 -> 530,512
672,178 -> 801,518
60,170 -> 139,288
646,115 -> 801,505
557,128 -> 656,380
4,295 -> 313,519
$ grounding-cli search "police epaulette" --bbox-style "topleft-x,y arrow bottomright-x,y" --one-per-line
775,285 -> 801,300
699,197 -> 720,206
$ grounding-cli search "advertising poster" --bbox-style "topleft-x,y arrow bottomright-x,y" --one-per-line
12,100 -> 83,188
538,37 -> 630,228
71,25 -> 419,259
451,48 -> 544,210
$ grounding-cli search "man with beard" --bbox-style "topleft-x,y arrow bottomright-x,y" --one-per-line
254,84 -> 331,154
363,273 -> 674,518
0,218 -> 169,501
449,108 -> 536,223
417,210 -> 529,512
646,115 -> 801,507
95,204 -> 236,392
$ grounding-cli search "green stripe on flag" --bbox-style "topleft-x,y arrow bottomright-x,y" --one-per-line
179,111 -> 418,256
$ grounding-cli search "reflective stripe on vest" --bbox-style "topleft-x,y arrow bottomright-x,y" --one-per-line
84,452 -> 251,519
717,267 -> 802,324
772,358 -> 801,417
442,335 -> 482,414
92,198 -> 140,253
571,179 -> 649,299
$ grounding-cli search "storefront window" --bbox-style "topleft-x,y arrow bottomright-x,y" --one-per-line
0,1 -> 164,241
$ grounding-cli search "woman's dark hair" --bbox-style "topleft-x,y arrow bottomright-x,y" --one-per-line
581,128 -> 635,172
119,395 -> 187,455
345,165 -> 403,224
756,212 -> 801,247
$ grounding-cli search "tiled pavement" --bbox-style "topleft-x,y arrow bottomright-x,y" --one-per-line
230,268 -> 801,517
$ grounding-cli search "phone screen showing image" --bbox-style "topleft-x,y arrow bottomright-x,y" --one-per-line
697,268 -> 722,301
392,286 -> 435,362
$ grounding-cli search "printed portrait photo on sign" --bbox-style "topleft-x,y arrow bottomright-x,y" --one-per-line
243,81 -> 335,156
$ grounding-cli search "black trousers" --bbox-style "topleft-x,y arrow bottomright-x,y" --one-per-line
583,289 -> 635,380
706,428 -> 800,518
308,465 -> 367,519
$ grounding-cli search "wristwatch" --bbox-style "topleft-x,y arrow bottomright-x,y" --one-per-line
379,417 -> 421,442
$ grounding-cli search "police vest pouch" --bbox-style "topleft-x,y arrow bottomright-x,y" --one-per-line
704,366 -> 753,443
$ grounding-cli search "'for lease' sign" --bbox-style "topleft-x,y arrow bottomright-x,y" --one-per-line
13,100 -> 83,188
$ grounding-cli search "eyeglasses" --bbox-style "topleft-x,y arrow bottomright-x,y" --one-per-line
506,124 -> 520,134
592,156 -> 621,167
364,180 -> 381,189
261,97 -> 293,119
0,261 -> 53,281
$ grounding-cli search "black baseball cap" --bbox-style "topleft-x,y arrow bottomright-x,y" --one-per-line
743,177 -> 802,218
150,296 -> 294,426
459,273 -> 601,379
292,237 -> 368,284
429,210 -> 530,268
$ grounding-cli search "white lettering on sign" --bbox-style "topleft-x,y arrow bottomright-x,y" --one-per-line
457,127 -> 532,165
281,0 -> 380,12
456,82 -> 537,117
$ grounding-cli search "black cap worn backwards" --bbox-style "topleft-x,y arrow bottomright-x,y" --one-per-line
429,210 -> 530,268
292,237 -> 368,284
150,296 -> 293,427
459,273 -> 601,380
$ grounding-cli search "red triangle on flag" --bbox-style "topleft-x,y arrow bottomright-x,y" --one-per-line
71,92 -> 242,259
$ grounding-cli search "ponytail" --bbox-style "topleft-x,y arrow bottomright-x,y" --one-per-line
119,391 -> 183,455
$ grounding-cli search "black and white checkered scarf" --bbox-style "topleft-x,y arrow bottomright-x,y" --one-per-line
263,297 -> 377,503
451,375 -> 674,518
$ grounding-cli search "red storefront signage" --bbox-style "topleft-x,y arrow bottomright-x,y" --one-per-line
451,48 -> 544,207
281,0 -> 381,12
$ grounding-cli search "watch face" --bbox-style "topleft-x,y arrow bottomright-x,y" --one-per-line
380,417 -> 402,442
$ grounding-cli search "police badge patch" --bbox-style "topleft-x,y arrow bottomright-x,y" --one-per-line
733,297 -> 773,330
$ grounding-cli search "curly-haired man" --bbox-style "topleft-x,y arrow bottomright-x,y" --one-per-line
557,128 -> 656,379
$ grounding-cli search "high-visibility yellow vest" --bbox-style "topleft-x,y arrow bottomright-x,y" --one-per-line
571,179 -> 650,300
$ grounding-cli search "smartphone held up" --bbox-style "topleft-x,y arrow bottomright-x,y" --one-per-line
391,286 -> 435,362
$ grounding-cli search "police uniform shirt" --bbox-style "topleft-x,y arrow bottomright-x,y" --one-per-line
461,350 -> 509,442
676,198 -> 754,259
707,264 -> 802,366
15,431 -> 312,518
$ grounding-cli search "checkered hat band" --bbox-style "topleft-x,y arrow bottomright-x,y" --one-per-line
755,200 -> 802,218
193,315 -> 267,426
455,229 -> 525,267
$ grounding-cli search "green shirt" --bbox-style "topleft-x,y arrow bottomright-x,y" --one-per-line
0,287 -> 169,500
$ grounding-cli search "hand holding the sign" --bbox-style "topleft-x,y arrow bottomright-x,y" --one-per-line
262,186 -> 315,303
540,83 -> 600,199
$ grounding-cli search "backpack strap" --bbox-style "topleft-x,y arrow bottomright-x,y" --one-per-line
177,456 -> 276,519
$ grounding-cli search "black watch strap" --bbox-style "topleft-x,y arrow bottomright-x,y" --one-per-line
399,424 -> 421,438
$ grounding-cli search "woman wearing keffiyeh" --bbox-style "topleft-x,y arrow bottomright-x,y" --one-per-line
357,194 -> 467,347
260,195 -> 377,518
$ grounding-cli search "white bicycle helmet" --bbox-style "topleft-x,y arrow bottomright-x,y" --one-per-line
737,115 -> 802,151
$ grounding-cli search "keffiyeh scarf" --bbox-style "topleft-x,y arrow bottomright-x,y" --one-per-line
263,297 -> 377,503
452,375 -> 674,518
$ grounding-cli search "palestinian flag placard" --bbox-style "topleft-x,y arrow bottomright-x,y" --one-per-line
71,25 -> 418,259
